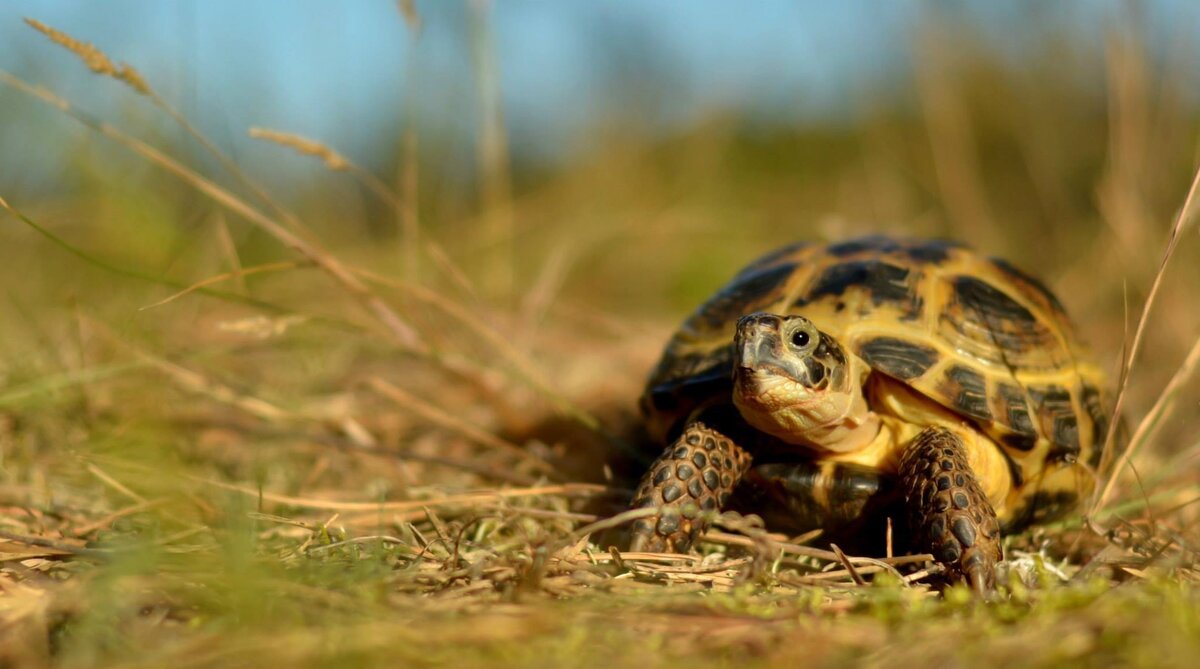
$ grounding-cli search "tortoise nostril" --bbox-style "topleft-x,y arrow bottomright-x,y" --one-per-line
736,312 -> 784,336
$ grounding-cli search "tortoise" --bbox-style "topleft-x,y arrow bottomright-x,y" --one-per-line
628,236 -> 1109,591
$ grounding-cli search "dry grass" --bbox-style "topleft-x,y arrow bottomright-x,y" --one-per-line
1,11 -> 1199,669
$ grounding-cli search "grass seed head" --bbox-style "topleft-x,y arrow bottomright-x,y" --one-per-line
24,18 -> 150,95
248,127 -> 350,171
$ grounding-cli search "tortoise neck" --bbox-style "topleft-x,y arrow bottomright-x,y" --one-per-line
794,390 -> 882,454
733,352 -> 882,453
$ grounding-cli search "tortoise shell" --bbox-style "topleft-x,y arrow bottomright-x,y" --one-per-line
642,236 -> 1108,525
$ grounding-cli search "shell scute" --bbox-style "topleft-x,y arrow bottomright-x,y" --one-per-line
857,336 -> 940,380
940,364 -> 992,422
692,262 -> 798,333
938,275 -> 1064,371
990,257 -> 1070,319
800,259 -> 924,320
993,382 -> 1038,439
1027,384 -> 1082,461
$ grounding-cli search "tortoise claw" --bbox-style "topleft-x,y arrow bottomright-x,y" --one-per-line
967,567 -> 988,598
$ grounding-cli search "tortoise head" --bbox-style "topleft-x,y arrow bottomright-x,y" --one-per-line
732,313 -> 879,452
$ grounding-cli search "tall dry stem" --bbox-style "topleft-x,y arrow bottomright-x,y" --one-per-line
468,0 -> 514,300
913,26 -> 998,248
1091,163 -> 1200,515
24,18 -> 312,238
0,70 -> 424,352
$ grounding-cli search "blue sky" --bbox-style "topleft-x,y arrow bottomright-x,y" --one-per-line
0,1 -> 1196,173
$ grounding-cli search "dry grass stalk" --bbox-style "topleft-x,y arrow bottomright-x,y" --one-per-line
468,0 -> 515,299
355,268 -> 597,427
247,126 -> 414,236
212,213 -> 248,294
1115,336 -> 1200,490
421,239 -> 480,301
23,19 -> 312,238
19,22 -> 424,353
394,0 -> 424,281
247,125 -> 477,311
248,127 -> 350,172
338,502 -> 592,529
84,464 -> 147,504
246,136 -> 467,305
830,544 -> 868,586
0,196 -> 335,328
913,27 -> 998,245
304,535 -> 408,555
568,507 -> 659,541
70,499 -> 167,537
140,260 -> 310,311
1092,162 -> 1200,514
0,69 -> 424,352
395,0 -> 422,31
139,352 -> 295,422
193,476 -> 608,513
701,529 -> 934,567
250,125 -> 473,307
400,126 -> 420,281
1096,20 -> 1154,252
23,18 -> 149,94
248,131 -> 468,314
780,562 -> 916,586
0,531 -> 91,558
367,376 -> 557,476
80,312 -> 296,423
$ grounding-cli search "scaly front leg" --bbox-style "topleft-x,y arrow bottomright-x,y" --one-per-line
899,426 -> 1003,593
629,422 -> 752,552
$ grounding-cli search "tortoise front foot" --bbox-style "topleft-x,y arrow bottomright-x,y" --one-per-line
629,422 -> 751,552
899,427 -> 1002,593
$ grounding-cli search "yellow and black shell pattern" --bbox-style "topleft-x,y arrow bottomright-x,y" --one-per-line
642,236 -> 1109,519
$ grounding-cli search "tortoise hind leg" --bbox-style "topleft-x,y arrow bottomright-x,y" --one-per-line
899,427 -> 1003,593
629,422 -> 752,552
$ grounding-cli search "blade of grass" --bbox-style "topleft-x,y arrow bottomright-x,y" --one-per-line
0,70 -> 424,352
24,18 -> 313,237
468,0 -> 514,300
367,376 -> 558,477
1092,162 -> 1200,515
248,127 -> 398,207
355,268 -> 599,430
0,359 -> 148,408
81,312 -> 297,424
246,126 -> 478,302
212,212 -> 248,294
0,195 -> 348,329
193,477 -> 608,513
139,260 -> 310,311
1120,335 -> 1200,466
395,0 -> 423,282
399,108 -> 421,283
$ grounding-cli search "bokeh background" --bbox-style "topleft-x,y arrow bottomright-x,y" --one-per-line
3,0 -> 1197,442
2,1 -> 1199,486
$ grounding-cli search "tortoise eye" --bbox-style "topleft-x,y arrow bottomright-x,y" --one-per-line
791,330 -> 810,348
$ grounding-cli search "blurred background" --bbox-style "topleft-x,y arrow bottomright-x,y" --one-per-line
1,0 -> 1198,500
2,4 -> 1200,664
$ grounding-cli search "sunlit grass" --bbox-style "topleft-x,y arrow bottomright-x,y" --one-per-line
1,8 -> 1199,669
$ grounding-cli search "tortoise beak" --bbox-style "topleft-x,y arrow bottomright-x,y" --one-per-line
734,313 -> 786,374
734,313 -> 831,392
735,313 -> 818,388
